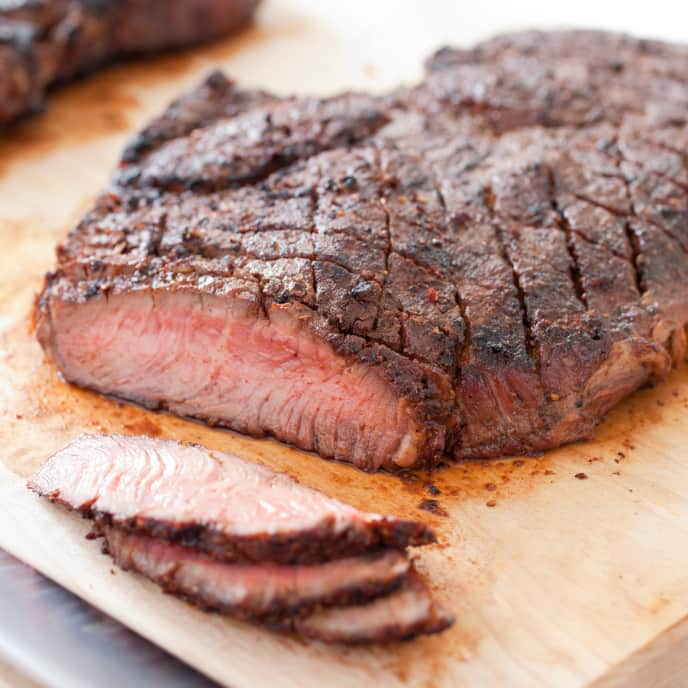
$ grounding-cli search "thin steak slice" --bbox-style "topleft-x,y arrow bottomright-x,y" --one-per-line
103,528 -> 411,621
0,0 -> 260,127
37,30 -> 688,471
29,435 -> 435,563
292,574 -> 453,644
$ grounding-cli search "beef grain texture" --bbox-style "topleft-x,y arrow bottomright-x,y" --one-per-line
37,31 -> 688,471
0,0 -> 260,126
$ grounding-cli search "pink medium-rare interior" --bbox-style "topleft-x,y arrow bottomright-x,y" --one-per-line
46,293 -> 422,470
31,434 -> 395,537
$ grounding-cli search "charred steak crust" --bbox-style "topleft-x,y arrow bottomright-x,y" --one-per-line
37,31 -> 688,471
0,0 -> 260,126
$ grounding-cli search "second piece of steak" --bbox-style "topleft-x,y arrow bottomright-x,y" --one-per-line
0,0 -> 260,127
36,31 -> 688,470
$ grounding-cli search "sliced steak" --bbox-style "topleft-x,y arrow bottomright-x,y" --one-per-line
0,0 -> 260,127
37,30 -> 688,470
29,435 -> 452,644
103,528 -> 410,620
29,435 -> 435,562
104,524 -> 450,643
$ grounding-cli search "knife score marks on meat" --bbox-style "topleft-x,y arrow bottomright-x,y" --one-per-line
35,30 -> 688,472
28,435 -> 453,643
0,0 -> 261,126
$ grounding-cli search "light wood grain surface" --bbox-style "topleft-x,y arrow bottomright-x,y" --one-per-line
1,2 -> 688,686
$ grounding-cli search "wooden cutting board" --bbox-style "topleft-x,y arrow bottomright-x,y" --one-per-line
1,2 -> 688,686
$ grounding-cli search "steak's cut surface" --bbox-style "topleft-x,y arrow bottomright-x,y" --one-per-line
29,435 -> 435,563
0,0 -> 260,126
37,31 -> 688,470
29,435 -> 452,643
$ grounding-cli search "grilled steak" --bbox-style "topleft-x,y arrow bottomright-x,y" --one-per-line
36,31 -> 688,470
29,435 -> 435,563
29,435 -> 452,643
0,0 -> 260,127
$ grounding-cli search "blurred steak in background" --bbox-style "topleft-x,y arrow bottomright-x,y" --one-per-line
0,0 -> 261,126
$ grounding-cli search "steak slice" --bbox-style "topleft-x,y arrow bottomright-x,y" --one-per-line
37,30 -> 688,470
292,574 -> 453,644
0,0 -> 260,127
103,528 -> 410,621
29,435 -> 435,563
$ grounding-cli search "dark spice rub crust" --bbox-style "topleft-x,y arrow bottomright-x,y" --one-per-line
0,0 -> 260,127
81,506 -> 433,565
36,31 -> 688,470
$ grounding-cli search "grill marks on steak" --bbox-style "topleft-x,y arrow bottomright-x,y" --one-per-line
439,157 -> 547,458
37,30 -> 688,470
29,435 -> 452,643
0,0 -> 260,127
29,435 -> 434,563
43,139 -> 456,470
